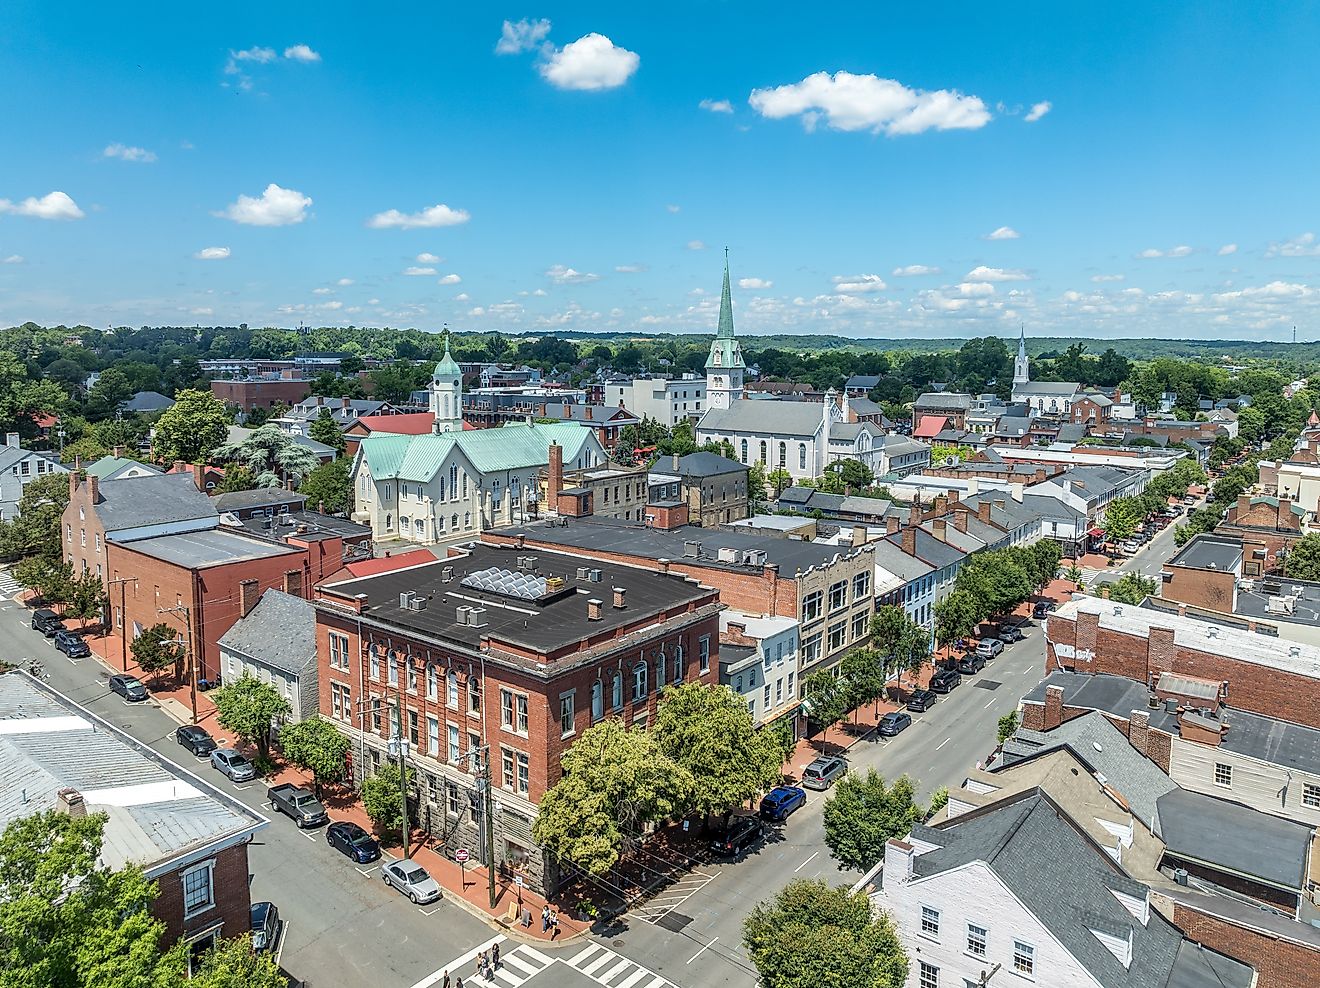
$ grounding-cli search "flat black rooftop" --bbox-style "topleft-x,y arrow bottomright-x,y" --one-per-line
236,510 -> 371,543
496,515 -> 862,576
1167,534 -> 1243,573
322,543 -> 715,658
1235,579 -> 1320,627
1023,670 -> 1180,734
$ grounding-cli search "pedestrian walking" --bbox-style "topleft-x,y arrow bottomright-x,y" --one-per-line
551,909 -> 560,939
492,943 -> 500,970
541,905 -> 550,932
442,972 -> 449,988
455,978 -> 463,988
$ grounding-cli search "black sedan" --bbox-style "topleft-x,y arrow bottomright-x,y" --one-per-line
175,725 -> 217,757
108,674 -> 148,702
326,821 -> 382,863
877,711 -> 912,737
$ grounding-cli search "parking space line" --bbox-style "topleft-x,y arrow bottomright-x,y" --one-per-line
274,920 -> 288,970
935,738 -> 951,751
686,936 -> 718,965
303,831 -> 317,841
418,905 -> 443,916
793,850 -> 819,873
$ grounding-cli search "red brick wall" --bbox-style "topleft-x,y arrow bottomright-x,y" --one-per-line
1161,567 -> 1236,612
211,379 -> 312,412
150,842 -> 251,944
1171,902 -> 1320,988
646,503 -> 690,530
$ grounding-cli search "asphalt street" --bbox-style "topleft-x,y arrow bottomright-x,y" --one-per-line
1082,501 -> 1191,585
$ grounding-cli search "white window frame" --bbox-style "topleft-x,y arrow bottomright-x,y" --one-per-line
1214,762 -> 1232,787
559,690 -> 575,737
1303,781 -> 1320,809
966,921 -> 987,958
1013,940 -> 1035,977
920,904 -> 940,940
918,961 -> 939,988
181,859 -> 216,918
699,636 -> 710,675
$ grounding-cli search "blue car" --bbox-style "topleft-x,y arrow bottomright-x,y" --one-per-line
759,785 -> 807,822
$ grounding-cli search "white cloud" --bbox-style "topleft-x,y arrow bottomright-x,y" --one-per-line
615,263 -> 646,273
496,18 -> 551,55
103,143 -> 156,163
1266,233 -> 1320,258
193,246 -> 231,260
438,273 -> 462,285
1024,100 -> 1052,122
686,240 -> 706,251
1218,243 -> 1238,256
546,264 -> 600,285
367,203 -> 470,229
739,277 -> 773,289
532,288 -> 547,296
403,266 -> 436,276
2,254 -> 24,264
230,46 -> 277,64
1090,273 -> 1125,283
956,281 -> 996,297
965,265 -> 1029,282
319,300 -> 343,310
312,287 -> 332,295
283,44 -> 321,63
1137,245 -> 1194,259
190,307 -> 214,316
984,226 -> 1020,240
540,34 -> 639,91
892,264 -> 941,276
416,252 -> 443,263
0,191 -> 85,221
665,204 -> 681,214
831,274 -> 888,293
748,71 -> 990,136
454,292 -> 470,302
336,277 -> 354,286
700,98 -> 733,113
215,183 -> 311,226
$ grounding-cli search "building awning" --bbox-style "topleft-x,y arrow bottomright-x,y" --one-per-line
1087,527 -> 1105,538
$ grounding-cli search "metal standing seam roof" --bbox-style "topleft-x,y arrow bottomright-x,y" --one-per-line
84,456 -> 162,481
361,422 -> 600,482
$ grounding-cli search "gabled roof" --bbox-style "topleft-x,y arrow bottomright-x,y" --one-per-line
120,391 -> 175,412
542,403 -> 639,425
1015,381 -> 1082,395
845,374 -> 882,390
93,473 -> 218,533
914,392 -> 972,410
913,415 -> 947,439
84,456 -> 161,481
361,421 -> 601,482
697,400 -> 826,438
218,590 -> 317,677
675,451 -> 746,478
355,412 -> 436,435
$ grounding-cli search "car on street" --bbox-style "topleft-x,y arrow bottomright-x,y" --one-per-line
906,689 -> 938,712
210,747 -> 257,782
31,608 -> 66,637
53,630 -> 90,658
957,654 -> 986,675
1118,540 -> 1141,555
1000,625 -> 1025,643
877,711 -> 912,736
930,668 -> 962,693
326,821 -> 382,863
250,901 -> 280,953
108,674 -> 147,702
174,725 -> 217,757
1032,601 -> 1056,619
759,786 -> 807,822
800,755 -> 848,790
268,783 -> 328,828
382,860 -> 442,904
975,638 -> 1003,659
709,815 -> 765,858
1183,495 -> 1197,505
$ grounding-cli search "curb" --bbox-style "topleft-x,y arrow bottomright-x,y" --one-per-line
437,888 -> 592,947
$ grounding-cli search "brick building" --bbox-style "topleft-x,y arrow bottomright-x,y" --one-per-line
314,544 -> 722,894
1215,494 -> 1309,571
211,375 -> 313,413
1158,534 -> 1243,613
0,674 -> 266,970
1069,391 -> 1113,428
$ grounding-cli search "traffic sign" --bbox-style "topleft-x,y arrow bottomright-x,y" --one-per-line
515,874 -> 525,888
455,848 -> 470,863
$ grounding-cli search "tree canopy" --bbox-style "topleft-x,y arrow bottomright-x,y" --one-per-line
212,674 -> 291,764
152,388 -> 229,464
279,717 -> 351,795
1285,533 -> 1320,582
821,770 -> 925,872
216,424 -> 320,487
299,457 -> 353,514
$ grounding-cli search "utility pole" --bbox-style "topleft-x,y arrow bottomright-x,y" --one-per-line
482,746 -> 497,909
388,734 -> 411,858
157,603 -> 197,723
107,576 -> 136,671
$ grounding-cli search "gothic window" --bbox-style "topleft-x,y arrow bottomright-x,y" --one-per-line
740,439 -> 748,463
799,443 -> 807,469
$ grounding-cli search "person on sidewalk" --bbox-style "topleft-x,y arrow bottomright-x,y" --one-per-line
551,909 -> 560,939
541,905 -> 550,932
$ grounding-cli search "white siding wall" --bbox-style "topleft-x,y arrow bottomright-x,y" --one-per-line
1170,737 -> 1320,828
879,859 -> 1102,988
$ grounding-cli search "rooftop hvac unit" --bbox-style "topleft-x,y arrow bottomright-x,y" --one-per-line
455,605 -> 471,625
467,607 -> 487,626
407,593 -> 428,611
1238,579 -> 1256,592
717,546 -> 739,563
683,540 -> 702,558
577,567 -> 591,580
589,568 -> 603,582
743,549 -> 768,567
1266,595 -> 1297,616
441,566 -> 455,582
399,591 -> 414,608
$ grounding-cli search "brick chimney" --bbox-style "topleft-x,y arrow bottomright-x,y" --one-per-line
1044,684 -> 1065,730
587,598 -> 603,621
977,501 -> 992,524
562,404 -> 571,418
173,459 -> 186,473
657,557 -> 671,575
1128,710 -> 1150,758
953,511 -> 968,533
283,569 -> 304,597
539,402 -> 547,417
87,475 -> 99,503
612,586 -> 627,609
584,406 -> 593,420
192,463 -> 206,492
548,442 -> 563,501
902,524 -> 917,557
113,445 -> 123,459
885,515 -> 900,535
239,579 -> 260,618
342,397 -> 351,410
851,525 -> 868,548
55,787 -> 86,819
932,518 -> 947,542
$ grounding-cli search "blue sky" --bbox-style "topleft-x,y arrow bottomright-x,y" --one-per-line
3,3 -> 1320,340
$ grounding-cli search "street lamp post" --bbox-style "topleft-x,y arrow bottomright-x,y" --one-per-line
106,576 -> 137,671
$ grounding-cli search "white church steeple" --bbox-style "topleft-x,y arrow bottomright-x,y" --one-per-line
429,333 -> 463,433
705,249 -> 746,411
1013,326 -> 1030,386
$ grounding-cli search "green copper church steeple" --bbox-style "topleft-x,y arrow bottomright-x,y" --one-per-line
705,249 -> 746,373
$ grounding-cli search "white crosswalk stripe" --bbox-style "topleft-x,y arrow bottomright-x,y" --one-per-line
412,938 -> 554,988
565,943 -> 675,988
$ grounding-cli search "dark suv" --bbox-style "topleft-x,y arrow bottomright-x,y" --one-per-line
906,689 -> 938,712
930,668 -> 962,693
710,816 -> 765,858
31,608 -> 65,637
53,630 -> 90,658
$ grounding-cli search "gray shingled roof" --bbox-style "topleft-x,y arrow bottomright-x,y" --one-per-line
698,401 -> 825,438
94,473 -> 218,532
218,589 -> 317,677
675,451 -> 746,478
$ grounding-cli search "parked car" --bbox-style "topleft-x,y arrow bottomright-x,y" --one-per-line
31,608 -> 65,637
759,786 -> 807,822
108,674 -> 147,702
906,689 -> 938,712
249,901 -> 280,953
268,783 -> 328,828
975,638 -> 1003,659
1032,601 -> 1056,619
930,668 -> 962,693
1000,625 -> 1025,643
877,711 -> 912,737
957,653 -> 986,675
210,747 -> 257,782
709,815 -> 765,858
53,630 -> 90,658
1118,540 -> 1141,555
175,725 -> 217,757
327,821 -> 383,863
1183,495 -> 1197,505
382,860 -> 442,904
800,755 -> 848,791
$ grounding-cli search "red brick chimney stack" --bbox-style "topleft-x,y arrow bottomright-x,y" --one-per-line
548,443 -> 563,501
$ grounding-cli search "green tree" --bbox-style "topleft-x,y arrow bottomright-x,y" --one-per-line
212,673 -> 291,765
742,879 -> 908,988
533,719 -> 690,875
216,464 -> 258,493
360,760 -> 414,840
217,424 -> 321,487
824,458 -> 874,491
747,461 -> 768,503
0,473 -> 71,561
1102,496 -> 1144,543
654,682 -> 784,818
1065,564 -> 1084,586
767,467 -> 793,496
933,591 -> 978,651
308,408 -> 347,455
802,670 -> 849,735
0,810 -> 186,986
130,622 -> 183,684
840,649 -> 887,722
927,787 -> 950,819
279,717 -> 352,796
64,570 -> 108,628
299,457 -> 353,514
13,556 -> 72,606
997,710 -> 1020,744
83,367 -> 133,420
822,770 -> 924,871
61,436 -> 107,465
1285,533 -> 1320,581
1106,572 -> 1157,605
1029,539 -> 1063,588
152,388 -> 229,465
191,934 -> 287,988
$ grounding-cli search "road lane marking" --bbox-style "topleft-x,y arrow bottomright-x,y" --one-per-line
935,738 -> 951,751
794,851 -> 819,873
984,699 -> 995,709
686,936 -> 718,964
274,920 -> 288,970
303,831 -> 317,841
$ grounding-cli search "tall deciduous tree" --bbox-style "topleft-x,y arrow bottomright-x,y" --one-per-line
360,760 -> 414,839
801,670 -> 849,735
308,409 -> 347,455
0,473 -> 71,561
1285,533 -> 1320,581
1106,573 -> 1158,605
821,770 -> 924,872
653,682 -> 784,818
190,934 -> 287,988
152,388 -> 229,465
213,674 -> 291,764
64,570 -> 108,628
216,424 -> 320,488
933,591 -> 978,651
840,649 -> 887,722
279,718 -> 351,795
742,879 -> 908,988
299,457 -> 353,514
131,622 -> 183,684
